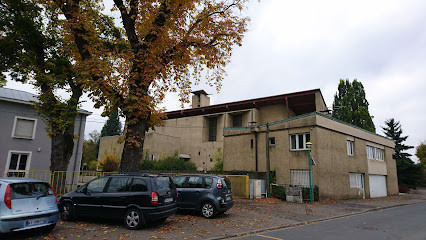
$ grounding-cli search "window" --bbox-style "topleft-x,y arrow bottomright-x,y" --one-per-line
347,140 -> 354,156
11,182 -> 54,199
208,117 -> 217,142
269,137 -> 276,146
87,177 -> 108,193
187,176 -> 203,188
155,177 -> 175,191
290,133 -> 310,150
12,117 -> 37,139
349,173 -> 363,188
367,145 -> 384,161
290,170 -> 309,187
173,176 -> 187,188
232,114 -> 243,127
7,152 -> 31,177
205,178 -> 213,188
131,178 -> 148,192
106,177 -> 130,193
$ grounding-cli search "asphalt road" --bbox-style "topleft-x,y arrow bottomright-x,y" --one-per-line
233,203 -> 426,240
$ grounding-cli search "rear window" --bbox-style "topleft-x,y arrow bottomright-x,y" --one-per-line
222,178 -> 231,189
11,182 -> 53,199
155,177 -> 175,192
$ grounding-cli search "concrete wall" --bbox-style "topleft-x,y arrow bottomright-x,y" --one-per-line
0,101 -> 87,173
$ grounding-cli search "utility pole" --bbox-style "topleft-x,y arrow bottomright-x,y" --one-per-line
266,124 -> 270,197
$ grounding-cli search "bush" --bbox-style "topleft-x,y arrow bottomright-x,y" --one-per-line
210,149 -> 223,171
271,184 -> 286,199
98,154 -> 120,172
140,151 -> 196,171
302,185 -> 319,202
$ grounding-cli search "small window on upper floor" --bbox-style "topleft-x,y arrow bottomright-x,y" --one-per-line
347,140 -> 354,156
290,133 -> 310,150
12,117 -> 37,139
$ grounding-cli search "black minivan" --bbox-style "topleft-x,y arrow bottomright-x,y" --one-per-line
173,175 -> 233,218
58,174 -> 177,229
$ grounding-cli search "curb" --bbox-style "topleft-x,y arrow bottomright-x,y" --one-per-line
207,200 -> 426,240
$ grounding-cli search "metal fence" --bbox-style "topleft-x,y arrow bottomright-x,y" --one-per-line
0,170 -> 250,198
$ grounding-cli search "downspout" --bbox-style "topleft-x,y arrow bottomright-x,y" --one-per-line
255,131 -> 258,172
71,114 -> 84,188
285,97 -> 290,118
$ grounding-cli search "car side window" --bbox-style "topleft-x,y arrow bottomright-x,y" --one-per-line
173,176 -> 187,188
205,178 -> 213,188
87,177 -> 108,193
187,176 -> 203,188
130,178 -> 148,192
106,177 -> 130,193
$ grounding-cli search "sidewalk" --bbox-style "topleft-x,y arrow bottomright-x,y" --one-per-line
8,188 -> 426,240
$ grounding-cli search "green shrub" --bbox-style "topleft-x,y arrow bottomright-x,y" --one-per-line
271,184 -> 286,199
210,149 -> 223,171
98,154 -> 120,172
140,151 -> 196,171
302,185 -> 319,201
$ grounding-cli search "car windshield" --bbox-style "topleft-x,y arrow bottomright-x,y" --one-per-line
155,177 -> 175,192
11,182 -> 53,199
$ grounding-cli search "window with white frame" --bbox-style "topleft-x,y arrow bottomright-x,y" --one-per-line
349,173 -> 363,188
290,133 -> 310,150
366,145 -> 384,161
12,117 -> 37,139
347,140 -> 354,156
290,170 -> 309,187
6,152 -> 31,177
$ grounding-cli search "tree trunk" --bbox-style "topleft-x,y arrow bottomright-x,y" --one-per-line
49,119 -> 76,194
120,117 -> 148,172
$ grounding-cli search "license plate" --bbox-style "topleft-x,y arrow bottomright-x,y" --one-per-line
26,218 -> 46,226
164,197 -> 173,203
226,195 -> 232,201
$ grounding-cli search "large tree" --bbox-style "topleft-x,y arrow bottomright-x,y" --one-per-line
0,0 -> 117,178
415,141 -> 426,186
382,119 -> 423,187
53,0 -> 249,172
332,79 -> 376,132
0,0 -> 83,175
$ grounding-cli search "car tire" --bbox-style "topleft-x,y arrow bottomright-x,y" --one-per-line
60,202 -> 75,221
201,202 -> 216,218
124,208 -> 144,230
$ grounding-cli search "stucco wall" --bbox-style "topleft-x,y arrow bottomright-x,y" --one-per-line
0,101 -> 87,173
223,113 -> 398,200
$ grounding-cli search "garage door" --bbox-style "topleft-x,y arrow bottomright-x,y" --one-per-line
369,175 -> 387,198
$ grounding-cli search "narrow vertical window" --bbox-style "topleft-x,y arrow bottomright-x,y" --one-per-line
208,117 -> 217,142
347,140 -> 354,156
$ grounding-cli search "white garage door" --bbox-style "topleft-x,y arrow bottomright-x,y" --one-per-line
369,175 -> 387,198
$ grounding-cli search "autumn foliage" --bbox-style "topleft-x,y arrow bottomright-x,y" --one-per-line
52,0 -> 250,172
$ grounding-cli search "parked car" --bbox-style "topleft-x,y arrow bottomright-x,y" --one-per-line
58,173 -> 177,230
172,175 -> 234,218
0,178 -> 59,233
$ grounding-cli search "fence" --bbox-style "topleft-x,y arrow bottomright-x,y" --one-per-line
0,170 -> 250,198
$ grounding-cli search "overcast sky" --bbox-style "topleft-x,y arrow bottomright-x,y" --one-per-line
6,0 -> 426,160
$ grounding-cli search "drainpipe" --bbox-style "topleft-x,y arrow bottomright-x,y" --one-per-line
265,124 -> 270,197
255,131 -> 258,172
71,114 -> 83,188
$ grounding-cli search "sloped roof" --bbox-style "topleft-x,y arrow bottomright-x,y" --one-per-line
0,87 -> 91,115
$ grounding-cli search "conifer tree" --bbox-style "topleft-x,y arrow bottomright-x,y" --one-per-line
332,79 -> 375,132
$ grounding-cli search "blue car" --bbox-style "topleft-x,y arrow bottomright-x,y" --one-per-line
0,178 -> 59,233
173,175 -> 234,218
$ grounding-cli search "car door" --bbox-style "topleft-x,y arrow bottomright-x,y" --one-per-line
73,177 -> 109,218
184,176 -> 204,209
102,177 -> 131,219
173,176 -> 189,208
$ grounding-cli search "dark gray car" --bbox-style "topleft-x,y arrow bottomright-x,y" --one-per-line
172,175 -> 233,218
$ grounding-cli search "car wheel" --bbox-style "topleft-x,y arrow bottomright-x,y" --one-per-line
124,208 -> 144,230
201,202 -> 216,218
60,203 -> 75,221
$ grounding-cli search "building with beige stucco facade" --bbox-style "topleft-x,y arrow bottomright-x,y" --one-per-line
98,89 -> 398,200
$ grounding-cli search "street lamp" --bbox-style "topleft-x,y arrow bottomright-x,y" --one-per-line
306,141 -> 313,204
